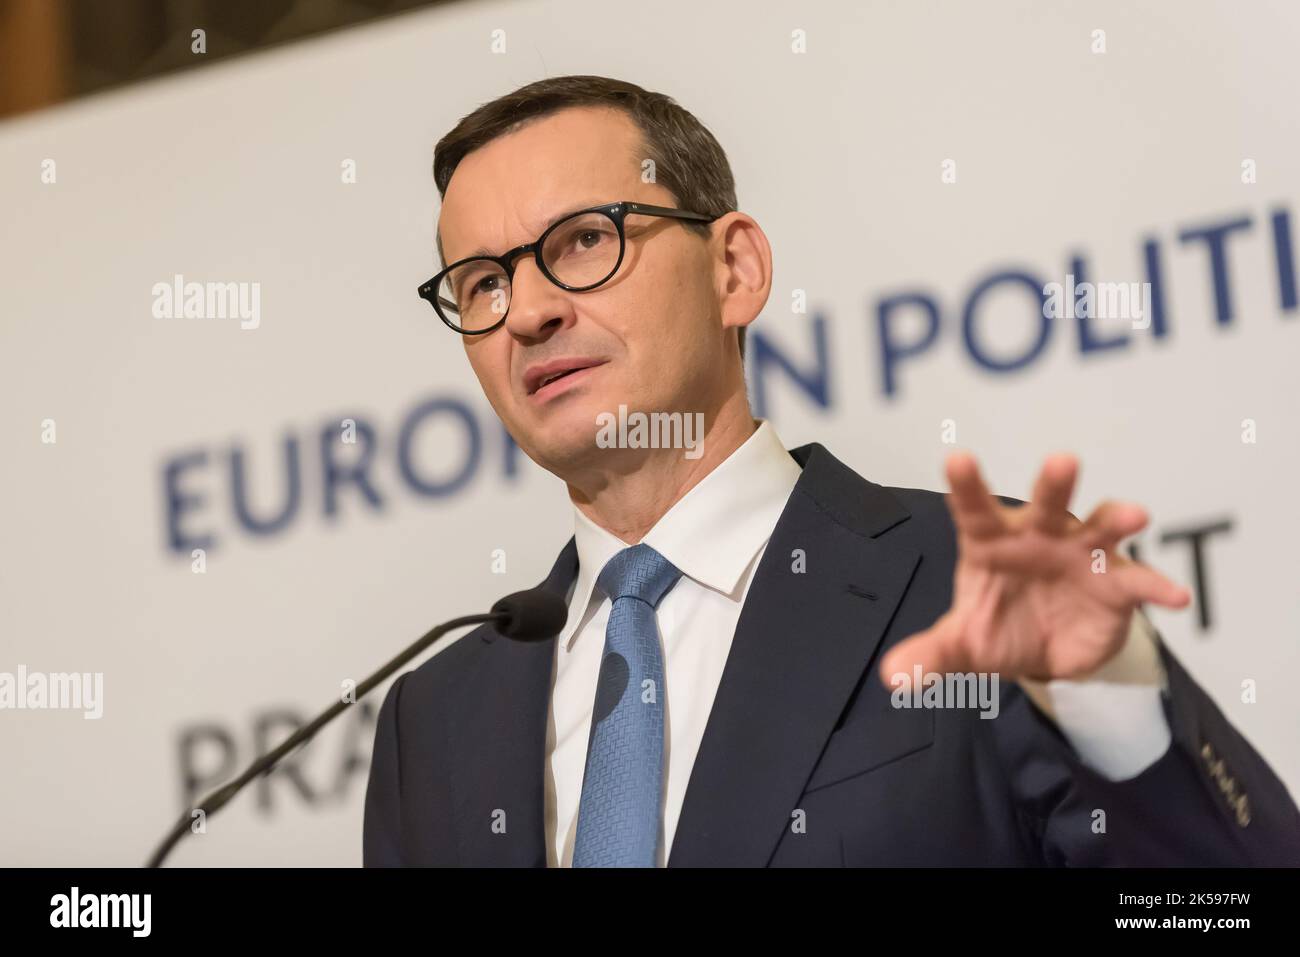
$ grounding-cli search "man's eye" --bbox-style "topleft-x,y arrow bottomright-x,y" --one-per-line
559,227 -> 613,253
460,273 -> 500,300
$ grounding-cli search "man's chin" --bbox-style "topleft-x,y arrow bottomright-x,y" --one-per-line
525,396 -> 684,476
516,397 -> 613,471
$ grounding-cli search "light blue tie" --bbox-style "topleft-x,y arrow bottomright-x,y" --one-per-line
572,543 -> 683,867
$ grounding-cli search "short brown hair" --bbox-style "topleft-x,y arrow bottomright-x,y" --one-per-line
432,75 -> 746,362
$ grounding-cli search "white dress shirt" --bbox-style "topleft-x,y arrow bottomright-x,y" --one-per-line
543,419 -> 1170,867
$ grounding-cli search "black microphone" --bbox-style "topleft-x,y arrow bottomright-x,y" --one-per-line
146,587 -> 568,867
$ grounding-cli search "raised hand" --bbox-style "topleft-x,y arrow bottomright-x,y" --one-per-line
879,451 -> 1190,685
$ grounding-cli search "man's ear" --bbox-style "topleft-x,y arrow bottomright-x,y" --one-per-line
713,212 -> 771,349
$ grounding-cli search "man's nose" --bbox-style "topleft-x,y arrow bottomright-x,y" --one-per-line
504,256 -> 573,339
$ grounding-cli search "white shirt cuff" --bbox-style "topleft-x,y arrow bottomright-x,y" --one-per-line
1016,608 -> 1171,781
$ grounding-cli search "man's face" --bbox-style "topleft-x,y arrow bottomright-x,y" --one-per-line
437,106 -> 729,475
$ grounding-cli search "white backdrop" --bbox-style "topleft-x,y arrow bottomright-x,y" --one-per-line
1,0 -> 1296,865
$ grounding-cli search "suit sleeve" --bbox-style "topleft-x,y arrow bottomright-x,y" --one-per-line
997,632 -> 1300,865
363,672 -> 410,867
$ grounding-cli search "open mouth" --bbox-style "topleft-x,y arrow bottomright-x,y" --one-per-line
537,368 -> 582,389
527,361 -> 607,401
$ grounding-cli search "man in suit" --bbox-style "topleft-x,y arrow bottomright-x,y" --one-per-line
364,75 -> 1300,866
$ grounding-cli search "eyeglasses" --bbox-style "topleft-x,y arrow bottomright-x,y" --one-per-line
417,200 -> 720,334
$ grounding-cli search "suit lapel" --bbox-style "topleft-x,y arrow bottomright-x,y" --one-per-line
443,441 -> 920,868
443,537 -> 577,866
667,442 -> 920,867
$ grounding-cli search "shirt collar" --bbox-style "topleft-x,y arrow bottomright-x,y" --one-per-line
556,418 -> 804,651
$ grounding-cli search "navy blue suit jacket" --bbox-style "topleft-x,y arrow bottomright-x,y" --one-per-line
364,442 -> 1300,866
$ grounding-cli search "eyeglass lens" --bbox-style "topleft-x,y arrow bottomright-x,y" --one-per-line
436,210 -> 622,331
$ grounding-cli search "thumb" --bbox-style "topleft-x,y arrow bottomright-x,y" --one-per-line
878,616 -> 968,687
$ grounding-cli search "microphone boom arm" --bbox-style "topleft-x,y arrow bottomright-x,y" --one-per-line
145,610 -> 506,868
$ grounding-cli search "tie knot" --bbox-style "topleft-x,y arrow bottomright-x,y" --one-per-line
596,543 -> 683,609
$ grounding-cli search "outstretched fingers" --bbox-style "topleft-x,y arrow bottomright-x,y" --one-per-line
1079,500 -> 1150,550
1023,453 -> 1078,537
944,452 -> 1007,542
1113,560 -> 1192,609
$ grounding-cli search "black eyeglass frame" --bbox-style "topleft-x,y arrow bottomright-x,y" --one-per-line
417,201 -> 721,334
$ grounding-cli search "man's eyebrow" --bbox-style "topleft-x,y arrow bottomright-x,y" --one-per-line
458,199 -> 608,259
